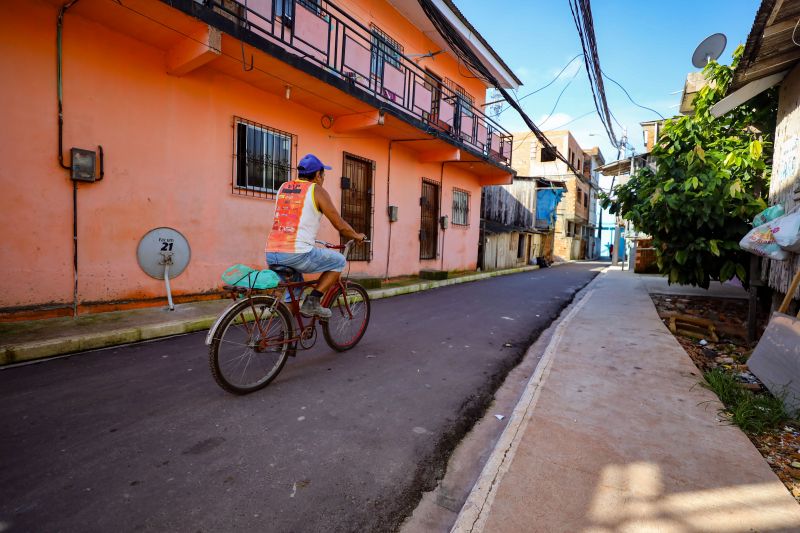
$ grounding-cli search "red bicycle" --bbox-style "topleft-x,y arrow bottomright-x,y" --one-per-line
206,240 -> 371,394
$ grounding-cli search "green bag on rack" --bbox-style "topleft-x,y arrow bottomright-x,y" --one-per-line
752,205 -> 785,227
221,264 -> 280,289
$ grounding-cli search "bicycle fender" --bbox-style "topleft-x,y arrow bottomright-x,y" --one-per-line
205,299 -> 247,346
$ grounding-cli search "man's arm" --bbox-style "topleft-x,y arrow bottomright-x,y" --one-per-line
314,186 -> 366,241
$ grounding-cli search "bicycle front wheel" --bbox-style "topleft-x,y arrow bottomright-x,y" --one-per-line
209,296 -> 294,394
322,282 -> 370,352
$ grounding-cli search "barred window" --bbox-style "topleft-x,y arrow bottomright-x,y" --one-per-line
370,25 -> 403,76
234,117 -> 295,198
452,188 -> 470,226
443,78 -> 474,106
444,77 -> 475,119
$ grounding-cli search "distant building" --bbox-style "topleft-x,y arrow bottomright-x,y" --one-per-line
479,176 -> 565,269
512,130 -> 597,261
640,119 -> 667,153
584,147 -> 605,259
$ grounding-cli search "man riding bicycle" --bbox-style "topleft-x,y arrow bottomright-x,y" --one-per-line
265,154 -> 366,319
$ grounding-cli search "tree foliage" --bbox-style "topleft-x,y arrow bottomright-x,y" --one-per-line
604,46 -> 778,287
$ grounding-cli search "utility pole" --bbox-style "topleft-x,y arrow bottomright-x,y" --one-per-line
611,132 -> 629,267
626,151 -> 636,271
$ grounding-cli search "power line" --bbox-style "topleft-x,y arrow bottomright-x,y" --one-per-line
538,68 -> 581,127
569,0 -> 620,149
601,69 -> 666,120
550,109 -> 596,129
415,0 -> 584,179
487,53 -> 584,115
511,69 -> 582,147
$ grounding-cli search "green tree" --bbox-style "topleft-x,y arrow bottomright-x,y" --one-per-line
604,46 -> 778,287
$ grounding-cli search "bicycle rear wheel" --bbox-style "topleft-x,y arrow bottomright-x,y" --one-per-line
322,282 -> 370,352
209,296 -> 294,394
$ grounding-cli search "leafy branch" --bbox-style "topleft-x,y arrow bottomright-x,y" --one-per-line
602,45 -> 778,288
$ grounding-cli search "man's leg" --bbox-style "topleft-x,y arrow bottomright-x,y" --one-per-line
299,248 -> 346,318
315,270 -> 340,294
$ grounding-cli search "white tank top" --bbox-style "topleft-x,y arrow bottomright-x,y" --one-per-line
265,180 -> 322,254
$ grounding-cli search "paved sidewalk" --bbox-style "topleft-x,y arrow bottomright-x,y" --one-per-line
0,265 -> 538,365
452,268 -> 800,533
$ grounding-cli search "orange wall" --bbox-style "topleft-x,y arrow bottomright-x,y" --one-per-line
0,1 -> 485,313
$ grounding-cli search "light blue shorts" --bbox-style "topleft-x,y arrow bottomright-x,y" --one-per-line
266,248 -> 346,302
266,247 -> 346,274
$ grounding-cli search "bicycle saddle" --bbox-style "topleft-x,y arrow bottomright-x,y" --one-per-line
269,264 -> 300,278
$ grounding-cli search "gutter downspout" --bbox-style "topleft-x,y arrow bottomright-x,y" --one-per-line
58,0 -> 81,317
439,162 -> 446,271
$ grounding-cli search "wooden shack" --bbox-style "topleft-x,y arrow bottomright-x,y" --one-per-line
479,177 -> 565,270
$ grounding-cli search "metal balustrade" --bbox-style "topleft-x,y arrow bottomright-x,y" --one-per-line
204,0 -> 513,166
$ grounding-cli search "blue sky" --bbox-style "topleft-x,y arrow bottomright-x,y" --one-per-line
457,0 -> 761,161
456,0 -> 761,252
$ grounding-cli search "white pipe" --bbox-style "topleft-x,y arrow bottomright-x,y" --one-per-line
164,263 -> 174,311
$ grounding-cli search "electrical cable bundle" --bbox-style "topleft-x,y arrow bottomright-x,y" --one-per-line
568,0 -> 620,149
416,0 -> 584,179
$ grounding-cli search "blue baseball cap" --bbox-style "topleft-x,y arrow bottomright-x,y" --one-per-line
297,154 -> 332,174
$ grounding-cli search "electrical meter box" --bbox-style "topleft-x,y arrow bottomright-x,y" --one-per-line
388,205 -> 398,222
70,148 -> 96,182
439,215 -> 449,229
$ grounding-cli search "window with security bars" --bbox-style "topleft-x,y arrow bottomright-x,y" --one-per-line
275,0 -> 322,20
452,188 -> 470,226
423,69 -> 443,124
444,77 -> 475,139
233,117 -> 295,198
443,78 -> 474,107
370,25 -> 403,77
340,153 -> 374,261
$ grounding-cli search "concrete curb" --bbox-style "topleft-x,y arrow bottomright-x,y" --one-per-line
369,265 -> 538,300
449,268 -> 605,533
1,265 -> 539,366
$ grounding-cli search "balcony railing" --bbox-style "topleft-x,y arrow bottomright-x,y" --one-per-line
204,0 -> 513,166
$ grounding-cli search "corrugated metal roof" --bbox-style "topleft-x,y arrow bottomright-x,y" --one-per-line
731,0 -> 800,90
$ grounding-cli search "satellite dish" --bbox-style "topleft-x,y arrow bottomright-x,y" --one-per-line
137,227 -> 191,310
692,33 -> 727,68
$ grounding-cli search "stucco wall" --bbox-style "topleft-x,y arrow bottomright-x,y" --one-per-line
0,1 -> 488,315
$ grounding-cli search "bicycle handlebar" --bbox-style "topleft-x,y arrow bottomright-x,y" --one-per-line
315,239 -> 371,260
315,239 -> 371,249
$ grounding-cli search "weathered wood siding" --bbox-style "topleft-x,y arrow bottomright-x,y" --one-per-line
768,64 -> 800,298
482,232 -> 530,270
482,180 -> 536,229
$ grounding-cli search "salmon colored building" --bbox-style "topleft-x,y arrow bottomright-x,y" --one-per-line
0,0 -> 519,319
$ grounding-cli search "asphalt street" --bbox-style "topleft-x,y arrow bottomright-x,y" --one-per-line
0,263 -> 601,533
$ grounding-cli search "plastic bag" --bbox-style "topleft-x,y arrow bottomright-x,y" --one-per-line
739,224 -> 790,260
752,205 -> 785,227
221,264 -> 280,289
772,209 -> 800,252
